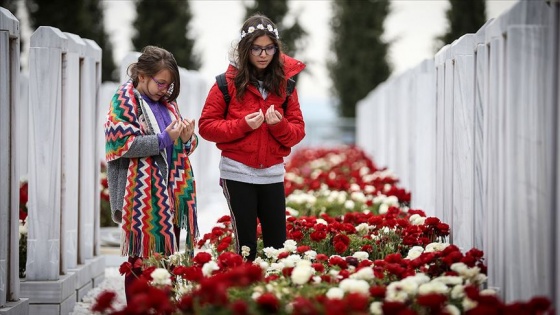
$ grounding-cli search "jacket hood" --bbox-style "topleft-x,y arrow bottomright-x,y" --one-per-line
225,53 -> 305,80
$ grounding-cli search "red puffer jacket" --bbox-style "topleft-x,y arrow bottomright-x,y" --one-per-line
199,54 -> 306,169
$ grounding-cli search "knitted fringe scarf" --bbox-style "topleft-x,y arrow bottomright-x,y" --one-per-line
105,81 -> 198,257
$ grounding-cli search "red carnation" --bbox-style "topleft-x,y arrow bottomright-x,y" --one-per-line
211,226 -> 225,237
416,293 -> 447,310
312,262 -> 325,273
217,251 -> 243,268
310,230 -> 327,242
333,233 -> 350,245
278,251 -> 290,260
316,254 -> 329,261
230,300 -> 249,315
193,251 -> 213,265
346,292 -> 369,311
91,291 -> 116,313
382,301 -> 407,315
292,297 -> 318,315
334,241 -> 348,254
118,261 -> 133,276
282,266 -> 294,278
528,296 -> 552,311
424,217 -> 440,226
256,292 -> 279,313
217,236 -> 232,252
183,266 -> 203,282
290,230 -> 304,241
369,285 -> 386,298
177,294 -> 194,312
217,215 -> 231,223
142,266 -> 156,281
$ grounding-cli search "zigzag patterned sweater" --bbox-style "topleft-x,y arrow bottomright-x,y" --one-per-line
105,80 -> 198,257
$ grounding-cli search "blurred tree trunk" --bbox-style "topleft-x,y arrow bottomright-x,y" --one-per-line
328,0 -> 391,118
435,0 -> 486,51
133,0 -> 200,70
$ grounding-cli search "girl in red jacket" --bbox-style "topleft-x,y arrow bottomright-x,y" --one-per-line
199,14 -> 306,261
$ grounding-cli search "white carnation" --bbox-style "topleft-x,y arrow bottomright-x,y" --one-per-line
339,278 -> 369,295
303,250 -> 317,261
370,301 -> 383,315
202,261 -> 219,277
451,284 -> 465,299
281,254 -> 302,268
150,268 -> 172,286
443,304 -> 461,315
283,239 -> 298,253
325,287 -> 344,299
425,242 -> 450,253
291,261 -> 314,285
350,267 -> 374,281
352,251 -> 369,261
463,297 -> 478,311
378,203 -> 389,214
355,223 -> 369,234
405,246 -> 424,260
418,281 -> 449,295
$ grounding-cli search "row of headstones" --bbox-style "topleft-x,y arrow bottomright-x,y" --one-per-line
1,7 -> 104,315
1,7 -> 219,314
356,0 -> 559,307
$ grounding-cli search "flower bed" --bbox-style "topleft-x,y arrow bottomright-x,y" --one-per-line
19,179 -> 28,278
92,146 -> 553,314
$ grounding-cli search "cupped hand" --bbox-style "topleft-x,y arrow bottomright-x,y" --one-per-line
245,109 -> 264,130
265,105 -> 282,125
180,118 -> 195,143
165,120 -> 184,141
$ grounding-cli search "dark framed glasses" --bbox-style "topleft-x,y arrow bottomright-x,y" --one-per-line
250,45 -> 277,56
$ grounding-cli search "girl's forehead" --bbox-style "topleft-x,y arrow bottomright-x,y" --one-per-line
252,35 -> 273,46
154,69 -> 172,79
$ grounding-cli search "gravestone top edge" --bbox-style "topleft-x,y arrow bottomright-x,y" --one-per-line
30,26 -> 67,50
84,39 -> 102,61
63,32 -> 86,56
0,7 -> 19,36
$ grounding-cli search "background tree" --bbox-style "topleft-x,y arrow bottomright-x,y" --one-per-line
435,0 -> 486,51
25,0 -> 117,82
132,0 -> 200,70
0,0 -> 17,16
244,0 -> 307,74
328,0 -> 391,118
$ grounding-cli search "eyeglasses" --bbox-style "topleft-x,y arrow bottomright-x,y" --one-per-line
250,45 -> 277,56
151,77 -> 173,90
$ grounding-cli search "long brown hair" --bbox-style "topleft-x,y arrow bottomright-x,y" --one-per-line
234,14 -> 285,100
127,45 -> 181,102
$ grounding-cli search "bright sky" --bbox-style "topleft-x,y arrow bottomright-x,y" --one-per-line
103,0 -> 518,106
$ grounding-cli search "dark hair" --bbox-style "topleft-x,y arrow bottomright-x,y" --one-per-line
127,45 -> 181,102
234,14 -> 285,100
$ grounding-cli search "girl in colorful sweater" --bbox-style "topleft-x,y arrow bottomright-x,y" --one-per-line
104,45 -> 198,302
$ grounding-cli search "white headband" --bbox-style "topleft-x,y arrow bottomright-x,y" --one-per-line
240,24 -> 279,40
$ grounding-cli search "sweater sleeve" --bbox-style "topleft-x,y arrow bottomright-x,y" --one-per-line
119,134 -> 160,158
